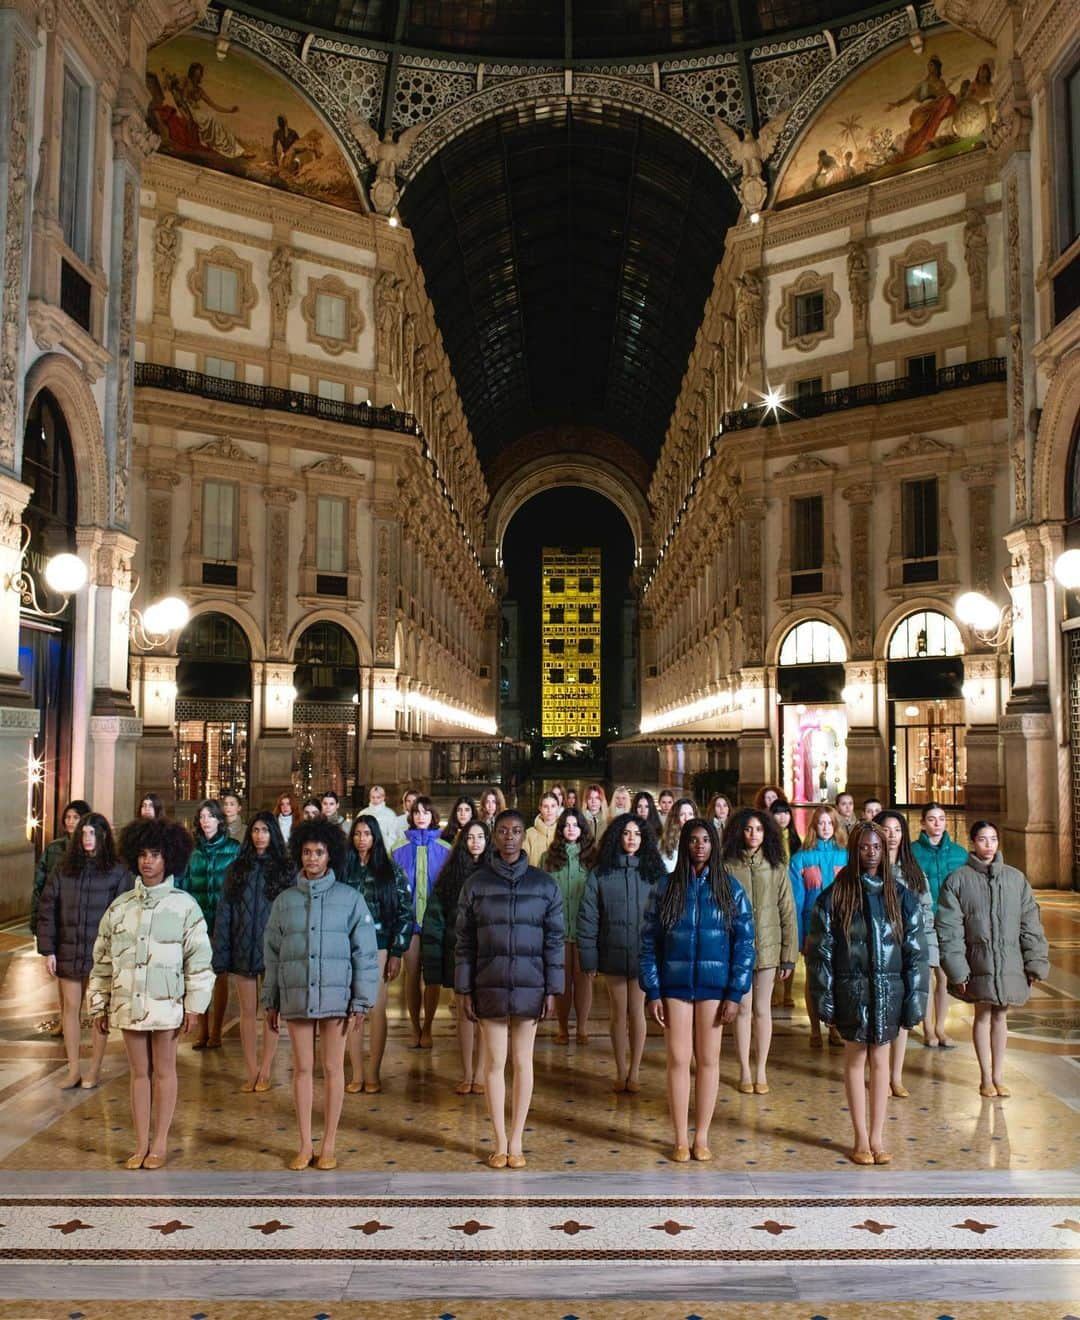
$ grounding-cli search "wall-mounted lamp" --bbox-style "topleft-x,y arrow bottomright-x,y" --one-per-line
128,590 -> 190,651
1054,550 -> 1080,591
3,525 -> 87,618
955,589 -> 1013,648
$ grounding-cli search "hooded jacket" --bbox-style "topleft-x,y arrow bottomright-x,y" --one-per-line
807,874 -> 929,1045
179,828 -> 240,934
725,849 -> 798,971
341,852 -> 413,955
638,867 -> 756,1004
910,830 -> 968,908
36,858 -> 131,980
392,828 -> 451,933
576,854 -> 657,979
212,854 -> 296,977
261,870 -> 380,1020
936,852 -> 1050,1006
88,878 -> 215,1031
541,841 -> 591,942
788,837 -> 848,946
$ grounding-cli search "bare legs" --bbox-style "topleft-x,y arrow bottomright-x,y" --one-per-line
604,976 -> 646,1089
59,977 -> 105,1086
843,1040 -> 891,1159
555,942 -> 574,1041
734,966 -> 777,1087
349,950 -> 388,1088
805,961 -> 822,1043
556,945 -> 593,1043
234,975 -> 280,1089
121,1028 -> 180,1165
933,967 -> 953,1046
456,996 -> 486,1089
194,972 -> 229,1048
402,933 -> 422,1046
285,1018 -> 350,1167
287,1020 -> 315,1166
479,1017 -> 539,1158
662,998 -> 723,1154
420,982 -> 440,1048
973,1002 -> 1010,1093
889,1026 -> 909,1094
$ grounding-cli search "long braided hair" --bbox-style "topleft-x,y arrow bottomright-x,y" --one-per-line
829,820 -> 903,944
658,818 -> 736,930
875,809 -> 928,895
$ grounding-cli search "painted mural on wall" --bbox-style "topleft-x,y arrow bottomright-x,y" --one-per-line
775,30 -> 996,207
147,35 -> 362,213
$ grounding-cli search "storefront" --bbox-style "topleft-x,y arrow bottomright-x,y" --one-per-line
291,621 -> 360,803
776,620 -> 848,805
886,610 -> 966,806
175,613 -> 251,806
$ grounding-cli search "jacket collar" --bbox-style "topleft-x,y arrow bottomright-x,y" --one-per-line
298,869 -> 337,895
137,876 -> 176,903
406,828 -> 443,845
860,873 -> 884,895
965,852 -> 999,877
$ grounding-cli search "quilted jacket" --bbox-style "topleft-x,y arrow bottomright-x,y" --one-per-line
36,860 -> 131,980
261,870 -> 379,1020
524,815 -> 558,868
211,855 -> 296,977
726,850 -> 798,971
576,855 -> 657,979
421,858 -> 483,986
178,829 -> 240,933
807,875 -> 929,1045
891,860 -> 938,968
638,868 -> 756,1004
788,838 -> 848,945
454,862 -> 565,1018
88,878 -> 215,1031
911,830 -> 968,909
341,853 -> 413,955
936,853 -> 1050,1006
540,842 -> 590,942
30,837 -> 70,938
392,829 -> 451,933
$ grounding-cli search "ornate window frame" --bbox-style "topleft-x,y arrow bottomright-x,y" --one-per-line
181,437 -> 258,597
187,245 -> 258,333
301,274 -> 364,356
772,454 -> 841,603
883,239 -> 955,328
776,270 -> 840,353
882,434 -> 960,594
298,455 -> 366,603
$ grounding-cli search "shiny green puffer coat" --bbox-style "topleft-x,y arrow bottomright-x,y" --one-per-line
807,874 -> 929,1045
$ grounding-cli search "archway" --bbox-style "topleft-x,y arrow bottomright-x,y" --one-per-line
23,354 -> 109,527
175,612 -> 253,806
291,620 -> 361,802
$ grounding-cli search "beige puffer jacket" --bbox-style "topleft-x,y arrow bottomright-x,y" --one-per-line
88,877 -> 215,1030
725,850 -> 798,970
524,816 -> 557,868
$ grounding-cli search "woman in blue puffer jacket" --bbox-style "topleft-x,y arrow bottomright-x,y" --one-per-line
788,803 -> 848,1048
639,818 -> 755,1164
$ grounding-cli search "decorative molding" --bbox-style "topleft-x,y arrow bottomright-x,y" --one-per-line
303,454 -> 364,481
152,213 -> 182,313
111,176 -> 139,526
885,433 -> 954,463
883,238 -> 956,328
187,244 -> 258,333
0,41 -> 30,469
776,453 -> 836,480
300,273 -> 364,356
191,437 -> 258,464
776,269 -> 841,353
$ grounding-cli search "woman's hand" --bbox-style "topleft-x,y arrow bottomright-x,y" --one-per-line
587,970 -> 597,980
951,982 -> 968,999
93,1013 -> 109,1036
385,956 -> 401,982
181,1011 -> 199,1034
344,1011 -> 366,1035
538,994 -> 556,1021
44,955 -> 57,978
778,966 -> 793,982
719,999 -> 739,1026
265,1008 -> 280,1032
458,993 -> 476,1022
650,999 -> 666,1029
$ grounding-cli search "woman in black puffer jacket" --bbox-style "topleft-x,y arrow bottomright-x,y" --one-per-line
808,821 -> 928,1168
212,812 -> 295,1092
455,809 -> 564,1170
37,812 -> 129,1089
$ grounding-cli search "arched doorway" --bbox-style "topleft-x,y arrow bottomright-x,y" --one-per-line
291,620 -> 360,804
175,613 -> 252,806
775,619 -> 848,805
19,391 -> 77,848
886,609 -> 966,805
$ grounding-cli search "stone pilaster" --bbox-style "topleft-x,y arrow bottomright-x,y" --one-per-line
0,472 -> 33,705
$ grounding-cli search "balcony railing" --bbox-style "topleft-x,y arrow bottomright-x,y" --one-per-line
720,356 -> 1006,433
134,362 -> 419,435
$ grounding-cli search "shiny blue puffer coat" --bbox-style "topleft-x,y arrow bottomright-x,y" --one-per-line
638,867 -> 756,1004
807,874 -> 929,1045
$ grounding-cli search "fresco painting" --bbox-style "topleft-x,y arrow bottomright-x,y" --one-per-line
775,29 -> 997,206
147,35 -> 363,213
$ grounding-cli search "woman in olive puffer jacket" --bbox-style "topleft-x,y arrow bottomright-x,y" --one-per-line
179,800 -> 240,1049
212,811 -> 296,1093
577,812 -> 664,1093
722,808 -> 798,1096
37,812 -> 130,1089
936,819 -> 1049,1100
808,822 -> 928,1167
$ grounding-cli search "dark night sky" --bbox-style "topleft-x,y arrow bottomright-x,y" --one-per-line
502,486 -> 636,739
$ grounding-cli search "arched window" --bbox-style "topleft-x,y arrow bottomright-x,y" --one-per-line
292,621 -> 360,802
887,610 -> 963,659
778,619 -> 847,665
1068,413 -> 1080,527
178,612 -> 251,662
294,621 -> 359,700
175,613 -> 252,804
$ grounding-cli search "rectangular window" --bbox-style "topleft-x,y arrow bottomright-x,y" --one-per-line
548,577 -> 565,594
315,293 -> 348,341
204,356 -> 236,380
907,352 -> 937,384
903,479 -> 939,561
579,576 -> 594,593
317,379 -> 346,401
205,265 -> 240,316
794,290 -> 825,337
1068,63 -> 1080,244
548,667 -> 565,685
791,495 -> 823,573
548,605 -> 564,624
60,67 -> 91,258
796,376 -> 823,400
547,638 -> 565,655
578,637 -> 595,654
904,261 -> 939,309
202,481 -> 238,561
316,496 -> 347,573
579,605 -> 595,623
578,668 -> 596,685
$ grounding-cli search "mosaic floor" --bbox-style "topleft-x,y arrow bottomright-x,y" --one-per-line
0,892 -> 1076,1310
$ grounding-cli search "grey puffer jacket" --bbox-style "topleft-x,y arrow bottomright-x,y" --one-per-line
36,860 -> 131,980
261,870 -> 379,1020
936,852 -> 1049,1006
808,874 -> 929,1045
891,861 -> 938,968
576,855 -> 656,979
454,860 -> 565,1018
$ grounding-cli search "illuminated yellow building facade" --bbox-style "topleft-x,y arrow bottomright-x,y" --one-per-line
541,549 -> 601,740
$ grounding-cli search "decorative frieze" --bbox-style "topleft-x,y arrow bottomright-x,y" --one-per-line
0,40 -> 30,472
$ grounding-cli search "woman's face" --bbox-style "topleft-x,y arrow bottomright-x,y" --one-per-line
539,796 -> 559,825
81,823 -> 97,853
412,804 -> 433,830
404,792 -> 418,815
611,790 -> 631,812
923,807 -> 947,842
763,789 -> 778,809
301,840 -> 330,878
713,799 -> 729,823
63,808 -> 81,834
687,826 -> 711,868
198,807 -> 219,839
816,812 -> 834,842
138,847 -> 166,885
742,816 -> 764,850
858,829 -> 883,874
565,791 -> 577,809
562,814 -> 582,844
278,796 -> 293,816
882,817 -> 903,854
634,798 -> 651,821
222,797 -> 239,822
251,820 -> 271,854
621,821 -> 642,855
585,790 -> 601,812
455,801 -> 473,826
139,798 -> 156,819
464,823 -> 487,859
551,787 -> 564,805
773,808 -> 790,830
493,815 -> 524,863
972,825 -> 998,861
482,793 -> 497,816
676,802 -> 695,828
353,820 -> 374,855
302,802 -> 320,820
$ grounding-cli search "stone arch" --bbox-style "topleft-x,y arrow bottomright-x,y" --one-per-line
873,596 -> 971,661
286,610 -> 373,669
23,354 -> 109,527
487,454 -> 653,567
1032,347 -> 1080,523
183,600 -> 266,662
766,607 -> 852,667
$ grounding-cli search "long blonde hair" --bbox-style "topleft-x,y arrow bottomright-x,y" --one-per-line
609,784 -> 633,813
805,803 -> 848,851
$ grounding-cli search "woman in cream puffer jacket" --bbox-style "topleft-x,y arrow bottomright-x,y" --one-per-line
89,818 -> 214,1171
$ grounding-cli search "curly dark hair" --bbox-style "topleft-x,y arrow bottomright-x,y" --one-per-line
659,818 -> 736,930
289,817 -> 346,879
118,817 -> 194,879
543,807 -> 598,873
722,808 -> 785,868
61,812 -> 118,876
225,811 -> 294,901
594,812 -> 666,884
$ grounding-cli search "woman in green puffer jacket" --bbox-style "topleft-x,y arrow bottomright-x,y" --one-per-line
936,819 -> 1050,1100
541,808 -> 598,1046
178,800 -> 240,1049
723,808 -> 798,1096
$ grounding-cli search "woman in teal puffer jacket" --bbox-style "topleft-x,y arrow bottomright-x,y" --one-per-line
788,803 -> 848,1048
910,801 -> 969,1047
263,819 -> 379,1171
179,800 -> 240,1048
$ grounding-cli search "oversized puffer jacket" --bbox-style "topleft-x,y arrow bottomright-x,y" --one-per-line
392,829 -> 451,933
911,830 -> 968,909
341,853 -> 413,955
891,860 -> 939,968
178,829 -> 240,933
638,868 -> 756,1004
454,862 -> 565,1018
37,860 -> 131,980
524,815 -> 557,868
261,870 -> 379,1020
541,842 -> 591,942
936,853 -> 1050,1006
576,855 -> 657,979
88,878 -> 215,1031
807,875 -> 929,1045
212,855 -> 296,977
788,838 -> 848,946
422,859 -> 483,987
30,836 -> 70,937
726,850 -> 798,971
